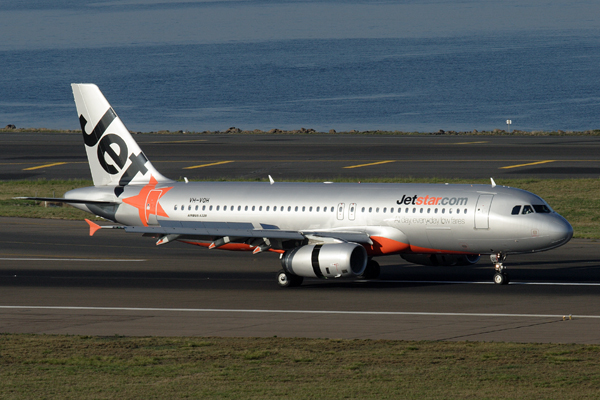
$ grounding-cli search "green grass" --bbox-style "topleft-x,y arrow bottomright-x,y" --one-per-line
2,177 -> 599,238
1,334 -> 600,399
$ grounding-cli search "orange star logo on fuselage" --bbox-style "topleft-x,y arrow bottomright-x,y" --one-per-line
122,175 -> 173,226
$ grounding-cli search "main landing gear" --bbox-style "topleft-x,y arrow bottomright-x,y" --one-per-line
276,269 -> 304,288
357,259 -> 380,280
491,253 -> 510,285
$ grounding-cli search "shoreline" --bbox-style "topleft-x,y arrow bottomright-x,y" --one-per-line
2,127 -> 600,136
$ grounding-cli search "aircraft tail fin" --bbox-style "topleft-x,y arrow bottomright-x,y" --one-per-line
71,83 -> 173,187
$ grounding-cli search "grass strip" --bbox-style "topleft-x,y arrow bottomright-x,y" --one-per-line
1,177 -> 599,238
1,334 -> 600,399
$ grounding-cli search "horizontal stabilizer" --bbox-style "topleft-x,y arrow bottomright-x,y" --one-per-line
14,197 -> 117,205
84,219 -> 124,236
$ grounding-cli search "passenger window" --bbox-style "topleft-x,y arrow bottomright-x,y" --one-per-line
309,207 -> 313,212
464,209 -> 467,214
295,206 -> 298,212
456,209 -> 460,214
369,207 -> 372,213
420,208 -> 423,213
383,207 -> 387,213
259,206 -> 263,211
266,206 -> 269,211
405,208 -> 409,213
238,206 -> 241,211
288,206 -> 291,212
174,205 -> 177,210
245,206 -> 248,211
216,206 -> 220,211
376,208 -> 379,213
202,205 -> 206,211
223,206 -> 227,211
252,206 -> 255,211
511,205 -> 521,215
195,205 -> 198,211
331,207 -> 334,212
391,208 -> 394,213
209,205 -> 213,211
362,207 -> 365,212
442,208 -> 445,214
522,205 -> 534,214
302,206 -> 306,212
427,208 -> 431,214
434,208 -> 438,214
533,204 -> 551,213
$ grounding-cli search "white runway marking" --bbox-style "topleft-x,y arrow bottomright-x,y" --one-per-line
0,306 -> 598,319
357,280 -> 600,286
0,258 -> 145,262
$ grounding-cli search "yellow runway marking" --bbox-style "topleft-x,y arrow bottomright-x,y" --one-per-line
452,141 -> 489,145
184,160 -> 235,169
344,160 -> 395,169
500,160 -> 556,169
23,162 -> 68,171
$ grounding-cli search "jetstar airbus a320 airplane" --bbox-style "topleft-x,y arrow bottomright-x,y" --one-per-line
19,84 -> 574,287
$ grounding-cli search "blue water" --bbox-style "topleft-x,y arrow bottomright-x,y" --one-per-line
1,1 -> 599,132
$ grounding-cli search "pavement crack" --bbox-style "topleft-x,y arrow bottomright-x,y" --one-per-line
438,319 -> 564,341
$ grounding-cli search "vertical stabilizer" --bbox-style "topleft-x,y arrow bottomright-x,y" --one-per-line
72,83 -> 172,186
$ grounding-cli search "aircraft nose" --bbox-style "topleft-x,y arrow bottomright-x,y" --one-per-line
548,214 -> 573,247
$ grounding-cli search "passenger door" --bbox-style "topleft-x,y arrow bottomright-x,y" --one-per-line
474,195 -> 493,229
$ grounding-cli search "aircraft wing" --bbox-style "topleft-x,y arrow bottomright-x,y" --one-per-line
86,219 -> 373,246
124,220 -> 306,240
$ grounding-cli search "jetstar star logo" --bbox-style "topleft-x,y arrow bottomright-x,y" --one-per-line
122,175 -> 173,226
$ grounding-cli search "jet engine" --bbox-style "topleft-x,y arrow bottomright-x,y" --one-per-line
400,253 -> 480,266
281,243 -> 367,279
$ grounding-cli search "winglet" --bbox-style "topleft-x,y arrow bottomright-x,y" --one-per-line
85,219 -> 102,236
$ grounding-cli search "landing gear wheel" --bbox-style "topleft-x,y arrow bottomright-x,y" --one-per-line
491,253 -> 509,285
276,269 -> 303,288
358,260 -> 380,280
493,272 -> 510,285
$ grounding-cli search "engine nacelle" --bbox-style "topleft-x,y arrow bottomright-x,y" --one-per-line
282,243 -> 367,279
400,253 -> 480,267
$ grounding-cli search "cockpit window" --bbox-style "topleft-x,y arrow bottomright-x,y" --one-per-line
522,205 -> 534,214
533,204 -> 551,213
511,205 -> 521,215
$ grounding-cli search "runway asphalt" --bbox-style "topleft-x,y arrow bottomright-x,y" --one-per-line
2,132 -> 600,342
2,132 -> 600,181
1,217 -> 600,343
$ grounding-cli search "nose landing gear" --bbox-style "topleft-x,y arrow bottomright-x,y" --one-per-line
491,253 -> 510,285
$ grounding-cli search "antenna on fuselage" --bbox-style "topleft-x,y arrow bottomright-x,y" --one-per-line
490,178 -> 496,188
269,175 -> 275,185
